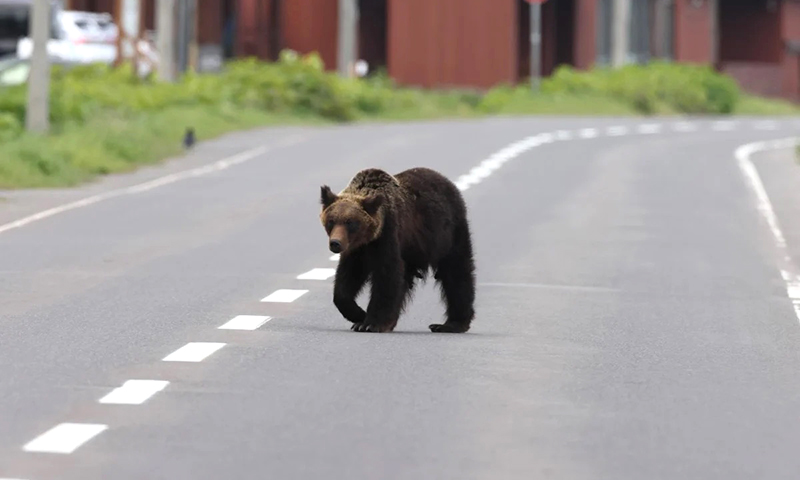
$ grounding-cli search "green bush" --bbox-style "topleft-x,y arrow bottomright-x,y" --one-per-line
0,53 -> 746,143
539,61 -> 741,114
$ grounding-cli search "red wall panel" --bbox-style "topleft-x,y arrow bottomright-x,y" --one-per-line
281,0 -> 338,70
197,0 -> 224,44
673,0 -> 713,64
572,0 -> 595,70
387,0 -> 517,89
236,0 -> 272,59
781,1 -> 800,101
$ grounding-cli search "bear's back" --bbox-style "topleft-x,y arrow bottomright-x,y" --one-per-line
342,168 -> 400,196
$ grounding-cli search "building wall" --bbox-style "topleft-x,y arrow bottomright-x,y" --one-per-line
718,0 -> 782,63
387,0 -> 517,89
281,0 -> 338,70
673,0 -> 713,63
781,0 -> 800,101
572,0 -> 595,69
236,0 -> 272,58
197,0 -> 223,44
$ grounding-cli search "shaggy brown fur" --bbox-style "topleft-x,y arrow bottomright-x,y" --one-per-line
319,167 -> 476,333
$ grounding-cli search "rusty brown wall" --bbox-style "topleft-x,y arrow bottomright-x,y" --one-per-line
197,0 -> 224,44
673,0 -> 713,63
281,0 -> 338,70
781,1 -> 800,101
236,0 -> 272,59
719,0 -> 781,63
572,0 -> 595,70
387,0 -> 517,89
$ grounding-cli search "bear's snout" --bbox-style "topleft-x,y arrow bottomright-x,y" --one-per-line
329,239 -> 342,253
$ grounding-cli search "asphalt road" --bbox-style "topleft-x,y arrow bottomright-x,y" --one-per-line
1,116 -> 799,480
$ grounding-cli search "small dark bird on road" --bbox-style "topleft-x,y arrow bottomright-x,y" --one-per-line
183,127 -> 196,149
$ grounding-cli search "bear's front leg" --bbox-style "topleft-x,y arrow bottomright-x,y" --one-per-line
333,254 -> 368,324
353,256 -> 404,333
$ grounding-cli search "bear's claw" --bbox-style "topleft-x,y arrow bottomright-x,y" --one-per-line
351,322 -> 393,333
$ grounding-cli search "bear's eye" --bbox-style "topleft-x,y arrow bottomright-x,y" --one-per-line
326,220 -> 334,231
346,220 -> 359,232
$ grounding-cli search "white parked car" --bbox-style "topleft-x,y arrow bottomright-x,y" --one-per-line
16,9 -> 118,65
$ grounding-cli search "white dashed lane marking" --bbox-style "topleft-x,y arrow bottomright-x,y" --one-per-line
99,380 -> 169,405
637,123 -> 662,134
712,120 -> 737,131
162,342 -> 226,362
260,289 -> 308,303
297,268 -> 336,280
218,315 -> 272,331
23,423 -> 108,454
753,120 -> 779,131
671,122 -> 697,132
606,126 -> 629,136
554,130 -> 572,140
329,254 -> 340,261
578,128 -> 598,139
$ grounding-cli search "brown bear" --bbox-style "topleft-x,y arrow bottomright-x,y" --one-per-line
319,167 -> 476,333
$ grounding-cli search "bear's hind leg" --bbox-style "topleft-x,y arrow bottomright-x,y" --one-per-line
431,222 -> 476,333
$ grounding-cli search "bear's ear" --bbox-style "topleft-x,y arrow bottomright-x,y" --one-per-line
320,185 -> 338,209
360,194 -> 384,216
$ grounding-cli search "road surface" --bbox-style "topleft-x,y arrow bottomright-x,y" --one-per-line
1,116 -> 799,480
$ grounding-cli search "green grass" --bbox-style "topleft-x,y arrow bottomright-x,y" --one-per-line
0,107 -> 330,189
735,95 -> 800,116
1,55 -> 798,190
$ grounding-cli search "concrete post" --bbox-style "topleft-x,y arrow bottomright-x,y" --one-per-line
26,0 -> 51,133
530,2 -> 541,90
611,0 -> 630,67
337,0 -> 358,77
156,0 -> 176,81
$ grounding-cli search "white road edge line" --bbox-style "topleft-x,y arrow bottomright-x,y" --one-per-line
0,136 -> 305,236
99,380 -> 169,405
218,315 -> 271,330
261,289 -> 308,303
735,136 -> 800,324
23,423 -> 108,454
162,342 -> 226,362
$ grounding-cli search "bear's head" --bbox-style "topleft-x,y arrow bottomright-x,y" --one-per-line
319,185 -> 384,255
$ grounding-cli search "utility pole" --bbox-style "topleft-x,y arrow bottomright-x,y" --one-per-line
337,0 -> 357,77
156,0 -> 176,81
529,1 -> 542,91
26,0 -> 51,133
175,0 -> 197,74
611,0 -> 631,67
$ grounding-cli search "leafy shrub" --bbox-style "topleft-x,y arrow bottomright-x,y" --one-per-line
539,61 -> 741,114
